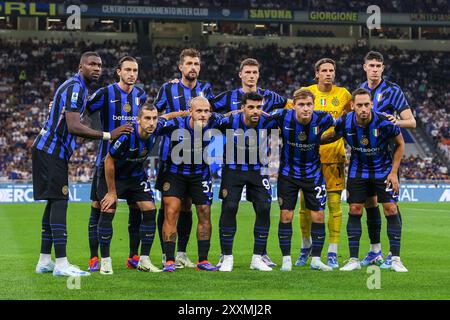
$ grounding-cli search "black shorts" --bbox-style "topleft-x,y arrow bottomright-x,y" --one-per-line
277,174 -> 327,211
96,172 -> 155,204
90,166 -> 99,201
219,168 -> 272,204
347,177 -> 398,204
32,147 -> 69,200
161,172 -> 213,205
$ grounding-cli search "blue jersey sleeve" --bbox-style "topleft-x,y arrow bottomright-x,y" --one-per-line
85,87 -> 106,114
384,121 -> 401,139
391,87 -> 410,114
264,90 -> 287,112
210,91 -> 229,113
154,83 -> 168,113
109,134 -> 130,160
203,83 -> 215,100
322,113 -> 335,131
65,83 -> 84,113
139,90 -> 148,106
334,116 -> 345,137
154,117 -> 168,136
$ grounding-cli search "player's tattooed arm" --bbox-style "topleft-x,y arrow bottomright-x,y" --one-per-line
101,154 -> 118,212
386,132 -> 405,194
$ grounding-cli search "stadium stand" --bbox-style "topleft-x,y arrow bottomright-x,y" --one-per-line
0,39 -> 448,181
51,0 -> 450,13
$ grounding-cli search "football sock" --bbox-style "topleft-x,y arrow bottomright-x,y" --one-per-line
164,241 -> 176,262
347,213 -> 362,259
386,214 -> 402,257
177,210 -> 193,253
98,212 -> 114,258
366,206 -> 382,246
278,221 -> 293,257
128,207 -> 141,258
253,202 -> 271,255
88,206 -> 101,258
311,222 -> 326,257
198,240 -> 210,262
40,201 -> 52,255
50,199 -> 68,259
157,206 -> 165,251
219,200 -> 239,255
140,210 -> 156,256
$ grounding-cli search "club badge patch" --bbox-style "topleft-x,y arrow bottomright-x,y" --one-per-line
163,182 -> 171,192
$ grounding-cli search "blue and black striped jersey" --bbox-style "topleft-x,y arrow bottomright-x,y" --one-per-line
33,73 -> 88,161
107,120 -> 165,180
359,79 -> 410,115
163,114 -> 223,176
218,113 -> 278,172
154,80 -> 214,114
211,87 -> 287,114
85,83 -> 147,167
269,109 -> 334,180
334,111 -> 401,179
155,80 -> 214,164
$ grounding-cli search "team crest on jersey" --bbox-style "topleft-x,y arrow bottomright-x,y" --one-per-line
360,136 -> 369,146
332,97 -> 339,106
319,98 -> 326,106
163,182 -> 171,192
62,185 -> 69,196
372,129 -> 380,137
123,103 -> 132,113
71,92 -> 78,103
377,93 -> 383,101
298,132 -> 307,141
222,188 -> 228,198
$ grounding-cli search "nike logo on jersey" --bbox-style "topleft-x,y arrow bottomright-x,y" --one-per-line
284,127 -> 294,130
110,99 -> 120,103
174,95 -> 183,99
317,236 -> 325,240
129,148 -> 139,151
232,101 -> 240,105
347,132 -> 356,136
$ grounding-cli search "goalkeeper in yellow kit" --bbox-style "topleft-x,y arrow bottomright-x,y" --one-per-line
295,58 -> 352,268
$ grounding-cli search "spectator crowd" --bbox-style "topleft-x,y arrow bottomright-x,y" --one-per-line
0,38 -> 448,182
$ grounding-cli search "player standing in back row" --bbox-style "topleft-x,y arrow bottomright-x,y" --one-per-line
211,58 -> 289,268
84,56 -> 147,272
33,52 -> 132,277
358,51 -> 416,268
154,48 -> 214,268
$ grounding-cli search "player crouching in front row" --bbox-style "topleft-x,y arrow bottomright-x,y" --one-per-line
321,88 -> 408,272
98,104 -> 186,275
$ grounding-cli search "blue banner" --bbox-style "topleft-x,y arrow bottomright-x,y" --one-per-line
83,5 -> 245,20
1,183 -> 449,203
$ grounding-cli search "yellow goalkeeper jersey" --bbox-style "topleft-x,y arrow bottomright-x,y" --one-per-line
304,84 -> 352,164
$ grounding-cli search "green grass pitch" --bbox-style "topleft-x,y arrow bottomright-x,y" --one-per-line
0,202 -> 449,300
